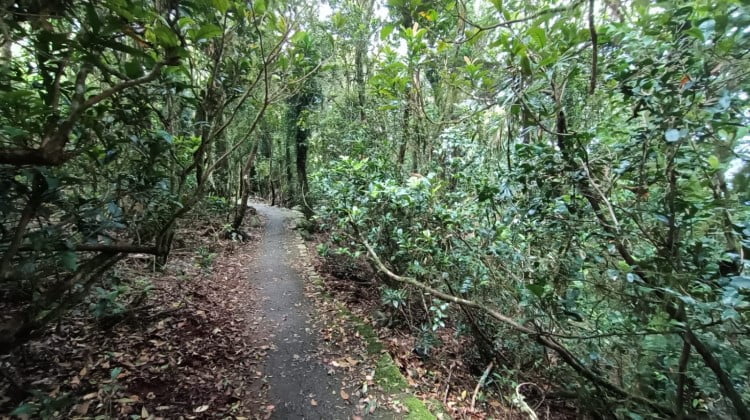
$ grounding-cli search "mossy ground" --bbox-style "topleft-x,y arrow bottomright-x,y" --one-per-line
302,240 -> 443,419
403,395 -> 436,420
339,309 -> 441,418
375,353 -> 408,392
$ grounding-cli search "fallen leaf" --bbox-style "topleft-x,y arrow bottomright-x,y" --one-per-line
340,389 -> 350,400
75,401 -> 91,415
194,404 -> 209,413
311,399 -> 318,406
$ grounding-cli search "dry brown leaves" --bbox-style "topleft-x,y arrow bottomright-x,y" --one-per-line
305,233 -> 523,420
0,217 -> 273,419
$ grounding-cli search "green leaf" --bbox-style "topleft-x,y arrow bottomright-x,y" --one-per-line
526,283 -> 545,298
85,3 -> 101,34
707,155 -> 720,170
686,27 -> 704,41
193,23 -> 223,42
722,308 -> 740,321
10,403 -> 34,416
291,30 -> 309,44
331,12 -> 345,29
107,201 -> 123,219
156,130 -> 174,144
730,276 -> 750,289
100,39 -> 150,58
61,251 -> 78,271
381,24 -> 395,41
123,60 -> 144,78
519,54 -> 532,76
177,16 -> 196,28
626,272 -> 642,283
151,25 -> 180,47
213,0 -> 231,13
527,27 -> 547,48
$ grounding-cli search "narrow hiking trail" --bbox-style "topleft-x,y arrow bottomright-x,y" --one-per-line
249,202 -> 354,419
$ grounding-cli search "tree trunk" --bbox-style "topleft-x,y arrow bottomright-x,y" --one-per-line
231,140 -> 260,233
295,115 -> 311,216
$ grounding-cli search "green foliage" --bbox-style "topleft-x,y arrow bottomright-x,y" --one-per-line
2,0 -> 749,417
197,246 -> 217,269
204,195 -> 231,214
382,287 -> 407,309
90,285 -> 128,319
0,0 -> 307,359
10,391 -> 73,419
311,0 -> 750,416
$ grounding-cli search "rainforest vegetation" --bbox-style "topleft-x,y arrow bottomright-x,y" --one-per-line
1,0 -> 749,418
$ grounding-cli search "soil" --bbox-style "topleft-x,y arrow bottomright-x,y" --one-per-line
0,212 -> 272,419
0,203 -> 424,419
249,202 -> 354,419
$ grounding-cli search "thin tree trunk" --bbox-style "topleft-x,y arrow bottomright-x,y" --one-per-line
675,336 -> 692,420
232,140 -> 260,233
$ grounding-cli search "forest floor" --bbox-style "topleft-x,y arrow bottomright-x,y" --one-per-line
305,231 -> 576,420
0,203 -> 433,419
304,239 -> 510,420
1,207 -> 273,419
0,201 -> 561,419
247,202 -> 368,419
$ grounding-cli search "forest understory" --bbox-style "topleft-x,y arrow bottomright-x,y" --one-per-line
306,232 -> 579,420
0,205 -> 559,420
1,0 -> 749,418
0,212 -> 273,419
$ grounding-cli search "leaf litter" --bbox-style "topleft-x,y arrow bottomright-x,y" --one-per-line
304,232 -> 577,419
0,215 -> 274,419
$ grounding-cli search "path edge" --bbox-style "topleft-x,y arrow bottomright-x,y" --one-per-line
288,211 -> 446,420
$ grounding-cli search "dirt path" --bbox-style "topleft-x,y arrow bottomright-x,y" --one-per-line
249,202 -> 353,419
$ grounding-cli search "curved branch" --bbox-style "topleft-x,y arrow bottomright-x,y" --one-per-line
454,0 -> 586,44
0,62 -> 166,166
357,233 -> 673,416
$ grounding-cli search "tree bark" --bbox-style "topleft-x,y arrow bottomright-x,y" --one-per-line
553,102 -> 750,420
675,336 -> 692,420
232,140 -> 260,232
359,237 -> 673,417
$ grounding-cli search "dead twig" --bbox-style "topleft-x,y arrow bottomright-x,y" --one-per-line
443,362 -> 455,404
471,361 -> 494,411
514,383 -> 539,420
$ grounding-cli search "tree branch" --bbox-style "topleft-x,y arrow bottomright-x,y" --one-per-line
588,0 -> 598,94
0,62 -> 166,166
454,0 -> 586,44
357,232 -> 673,416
